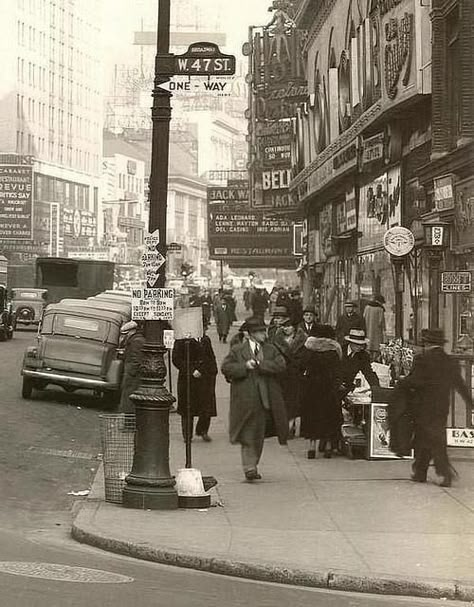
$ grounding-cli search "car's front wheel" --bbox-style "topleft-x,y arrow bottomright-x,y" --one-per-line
22,377 -> 34,399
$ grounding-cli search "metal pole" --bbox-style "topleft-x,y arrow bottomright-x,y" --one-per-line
122,0 -> 178,510
220,260 -> 224,290
392,257 -> 404,339
427,250 -> 442,330
185,339 -> 192,468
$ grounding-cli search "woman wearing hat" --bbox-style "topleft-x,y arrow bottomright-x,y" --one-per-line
222,317 -> 288,481
395,328 -> 472,487
300,325 -> 343,459
340,328 -> 380,396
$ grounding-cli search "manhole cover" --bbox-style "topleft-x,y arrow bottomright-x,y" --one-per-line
0,562 -> 133,584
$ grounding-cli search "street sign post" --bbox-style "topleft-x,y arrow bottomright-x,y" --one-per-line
156,42 -> 236,77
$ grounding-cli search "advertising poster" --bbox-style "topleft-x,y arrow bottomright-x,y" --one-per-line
0,164 -> 34,240
368,403 -> 414,460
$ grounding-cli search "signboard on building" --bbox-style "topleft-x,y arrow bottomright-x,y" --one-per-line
446,428 -> 474,448
131,287 -> 174,321
157,42 -> 236,76
0,164 -> 34,240
361,132 -> 385,168
63,208 -> 97,239
434,174 -> 455,212
441,271 -> 472,293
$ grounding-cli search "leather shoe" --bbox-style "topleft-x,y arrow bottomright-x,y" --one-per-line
410,474 -> 426,483
323,451 -> 332,459
439,477 -> 452,488
199,433 -> 212,442
245,470 -> 262,481
307,450 -> 316,459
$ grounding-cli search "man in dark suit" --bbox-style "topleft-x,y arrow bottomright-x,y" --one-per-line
397,328 -> 472,487
222,318 -> 288,481
298,307 -> 319,336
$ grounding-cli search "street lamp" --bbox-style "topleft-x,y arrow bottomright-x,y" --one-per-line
422,219 -> 450,330
122,0 -> 178,510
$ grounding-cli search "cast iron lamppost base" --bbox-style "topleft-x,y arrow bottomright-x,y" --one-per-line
122,0 -> 178,510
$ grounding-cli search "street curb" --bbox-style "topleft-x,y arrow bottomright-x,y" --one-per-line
71,501 -> 473,602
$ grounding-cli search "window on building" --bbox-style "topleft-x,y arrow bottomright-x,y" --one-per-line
446,6 -> 460,147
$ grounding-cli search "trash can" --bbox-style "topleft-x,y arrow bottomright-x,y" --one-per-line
100,414 -> 136,504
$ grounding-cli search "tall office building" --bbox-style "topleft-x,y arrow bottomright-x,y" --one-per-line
0,0 -> 104,264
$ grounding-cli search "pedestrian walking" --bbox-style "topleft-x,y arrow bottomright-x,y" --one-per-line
268,305 -> 291,342
300,325 -> 343,459
363,294 -> 386,361
119,321 -> 146,418
250,285 -> 269,321
221,317 -> 288,482
272,319 -> 307,436
172,329 -> 218,442
288,289 -> 303,324
395,328 -> 472,487
214,296 -> 233,343
336,301 -> 366,349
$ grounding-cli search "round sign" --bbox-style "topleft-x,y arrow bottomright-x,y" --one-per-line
383,227 -> 415,257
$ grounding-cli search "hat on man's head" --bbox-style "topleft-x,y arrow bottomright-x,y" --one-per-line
421,328 -> 447,345
374,294 -> 386,305
303,307 -> 315,315
120,320 -> 137,334
345,328 -> 370,345
245,317 -> 267,334
272,305 -> 290,318
344,300 -> 357,307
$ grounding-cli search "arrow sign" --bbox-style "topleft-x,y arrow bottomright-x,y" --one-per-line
157,80 -> 175,93
144,229 -> 160,250
141,250 -> 165,269
145,268 -> 160,286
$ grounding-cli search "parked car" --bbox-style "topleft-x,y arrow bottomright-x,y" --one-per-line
61,297 -> 131,322
0,286 -> 14,341
11,288 -> 48,330
21,304 -> 125,404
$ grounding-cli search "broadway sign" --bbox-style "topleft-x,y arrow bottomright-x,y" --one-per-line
0,164 -> 33,240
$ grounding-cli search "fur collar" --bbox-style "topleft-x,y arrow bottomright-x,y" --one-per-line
304,337 -> 342,359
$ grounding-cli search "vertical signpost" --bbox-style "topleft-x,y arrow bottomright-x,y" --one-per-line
122,1 -> 236,511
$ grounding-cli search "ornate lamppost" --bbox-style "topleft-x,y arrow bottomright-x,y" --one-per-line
422,219 -> 450,330
122,0 -> 178,510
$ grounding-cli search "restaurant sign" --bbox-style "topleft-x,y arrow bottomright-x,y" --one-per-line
0,164 -> 34,240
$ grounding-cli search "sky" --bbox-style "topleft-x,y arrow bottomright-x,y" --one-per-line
101,0 -> 273,67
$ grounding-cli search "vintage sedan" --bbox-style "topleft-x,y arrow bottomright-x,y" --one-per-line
12,288 -> 48,329
21,304 -> 125,404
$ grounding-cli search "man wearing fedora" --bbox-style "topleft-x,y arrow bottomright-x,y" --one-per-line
397,328 -> 472,487
340,328 -> 380,396
268,305 -> 291,342
221,318 -> 288,481
298,307 -> 320,337
336,301 -> 366,351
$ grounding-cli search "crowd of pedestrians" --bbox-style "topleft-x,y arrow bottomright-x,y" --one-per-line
119,285 -> 473,489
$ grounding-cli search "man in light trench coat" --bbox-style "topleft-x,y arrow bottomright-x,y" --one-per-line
221,317 -> 288,481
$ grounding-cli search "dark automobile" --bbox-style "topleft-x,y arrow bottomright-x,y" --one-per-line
11,288 -> 48,329
21,303 -> 125,404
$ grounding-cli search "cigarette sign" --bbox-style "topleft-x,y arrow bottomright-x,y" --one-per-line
131,287 -> 174,321
0,164 -> 33,240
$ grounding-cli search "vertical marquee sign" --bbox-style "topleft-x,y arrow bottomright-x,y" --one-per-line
0,160 -> 34,240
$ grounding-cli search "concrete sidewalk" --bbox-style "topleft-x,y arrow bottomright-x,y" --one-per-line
72,327 -> 474,601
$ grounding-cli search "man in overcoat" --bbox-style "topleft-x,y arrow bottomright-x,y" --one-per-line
221,318 -> 288,481
119,321 -> 146,416
172,329 -> 218,442
336,301 -> 366,350
397,328 -> 472,487
363,294 -> 386,361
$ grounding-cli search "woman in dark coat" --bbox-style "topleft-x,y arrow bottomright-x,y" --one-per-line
300,325 -> 343,459
272,320 -> 307,433
172,332 -> 218,441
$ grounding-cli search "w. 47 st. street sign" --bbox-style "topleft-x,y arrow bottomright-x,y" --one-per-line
156,42 -> 236,76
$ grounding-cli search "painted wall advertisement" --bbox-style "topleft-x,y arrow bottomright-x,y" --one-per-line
0,164 -> 34,240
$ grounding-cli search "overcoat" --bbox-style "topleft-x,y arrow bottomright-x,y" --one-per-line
214,301 -> 233,336
363,301 -> 386,353
272,327 -> 307,420
221,340 -> 288,445
300,337 -> 343,440
172,336 -> 218,418
340,349 -> 380,394
335,312 -> 366,345
395,347 -> 472,451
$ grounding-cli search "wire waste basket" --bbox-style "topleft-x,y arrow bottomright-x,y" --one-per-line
100,414 -> 136,504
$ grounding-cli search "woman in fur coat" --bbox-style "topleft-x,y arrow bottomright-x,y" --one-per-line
300,325 -> 343,459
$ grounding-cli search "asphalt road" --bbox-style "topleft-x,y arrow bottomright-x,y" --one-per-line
0,330 -> 471,607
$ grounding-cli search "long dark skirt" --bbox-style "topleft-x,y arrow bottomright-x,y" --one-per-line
300,378 -> 342,441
